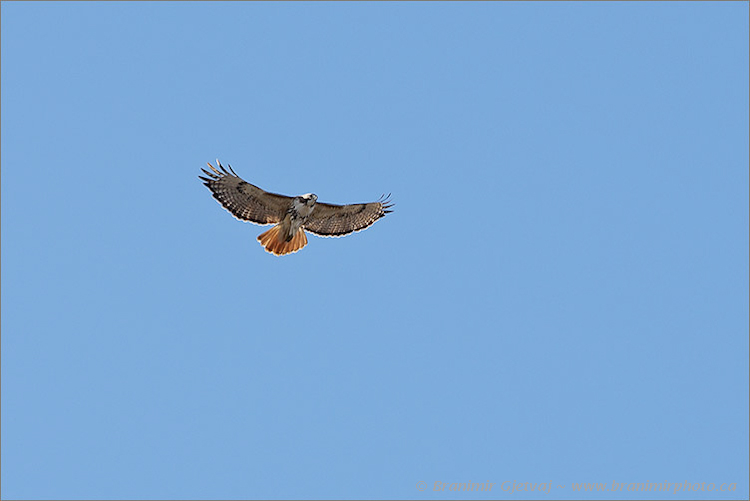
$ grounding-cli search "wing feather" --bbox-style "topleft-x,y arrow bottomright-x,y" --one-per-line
304,194 -> 394,237
199,160 -> 292,225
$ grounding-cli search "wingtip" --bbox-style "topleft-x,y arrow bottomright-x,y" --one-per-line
378,193 -> 394,213
206,161 -> 223,176
204,159 -> 238,178
218,160 -> 232,176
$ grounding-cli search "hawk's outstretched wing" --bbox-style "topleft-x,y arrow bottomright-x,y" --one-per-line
304,195 -> 394,237
199,161 -> 293,225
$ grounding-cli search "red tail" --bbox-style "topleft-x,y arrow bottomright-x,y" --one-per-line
257,225 -> 308,256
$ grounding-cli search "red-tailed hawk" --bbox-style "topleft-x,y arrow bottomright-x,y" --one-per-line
199,160 -> 393,256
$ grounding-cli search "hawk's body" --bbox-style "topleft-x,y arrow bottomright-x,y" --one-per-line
199,161 -> 393,255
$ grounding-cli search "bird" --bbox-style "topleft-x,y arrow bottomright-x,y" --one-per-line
199,160 -> 393,256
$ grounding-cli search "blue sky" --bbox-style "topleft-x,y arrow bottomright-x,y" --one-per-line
1,2 -> 748,500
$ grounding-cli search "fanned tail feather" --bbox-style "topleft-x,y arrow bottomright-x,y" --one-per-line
257,225 -> 308,256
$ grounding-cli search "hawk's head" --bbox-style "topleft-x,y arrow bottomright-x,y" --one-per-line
291,193 -> 318,219
299,193 -> 318,206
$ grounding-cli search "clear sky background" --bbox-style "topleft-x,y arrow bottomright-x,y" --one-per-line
1,2 -> 748,500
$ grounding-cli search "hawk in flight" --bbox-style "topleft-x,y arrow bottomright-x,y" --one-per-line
200,160 -> 393,255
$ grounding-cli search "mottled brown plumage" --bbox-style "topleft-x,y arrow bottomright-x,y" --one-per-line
199,160 -> 393,255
